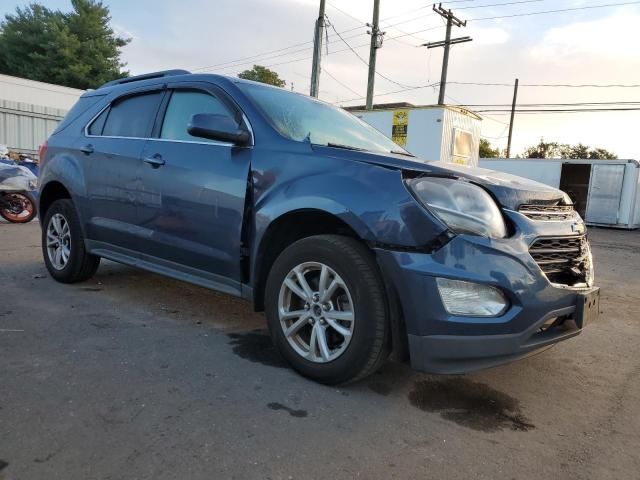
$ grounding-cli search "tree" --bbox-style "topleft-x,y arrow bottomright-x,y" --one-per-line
523,138 -> 562,159
588,148 -> 617,160
0,1 -> 129,89
523,139 -> 618,160
238,65 -> 286,87
560,143 -> 617,160
479,138 -> 501,158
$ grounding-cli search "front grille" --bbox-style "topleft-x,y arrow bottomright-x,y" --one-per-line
529,235 -> 591,286
519,204 -> 575,221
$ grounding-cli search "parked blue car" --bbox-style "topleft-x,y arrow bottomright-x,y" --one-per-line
38,70 -> 600,384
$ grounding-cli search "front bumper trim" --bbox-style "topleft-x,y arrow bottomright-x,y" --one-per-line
408,305 -> 583,374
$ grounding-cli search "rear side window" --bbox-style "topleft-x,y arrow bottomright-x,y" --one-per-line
160,90 -> 232,142
101,91 -> 163,138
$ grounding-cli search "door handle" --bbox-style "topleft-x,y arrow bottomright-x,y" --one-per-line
80,144 -> 94,155
143,154 -> 165,168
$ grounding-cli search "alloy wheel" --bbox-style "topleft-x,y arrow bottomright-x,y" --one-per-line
278,261 -> 355,363
46,213 -> 71,270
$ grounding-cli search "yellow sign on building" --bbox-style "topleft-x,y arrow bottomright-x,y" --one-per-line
392,109 -> 409,147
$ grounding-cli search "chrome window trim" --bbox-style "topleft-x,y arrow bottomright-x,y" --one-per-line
146,137 -> 234,147
83,95 -> 255,148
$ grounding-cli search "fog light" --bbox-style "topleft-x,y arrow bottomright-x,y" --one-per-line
436,278 -> 509,317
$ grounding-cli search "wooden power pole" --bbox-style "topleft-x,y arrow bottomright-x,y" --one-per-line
421,3 -> 472,105
506,78 -> 519,158
310,0 -> 327,98
365,0 -> 382,110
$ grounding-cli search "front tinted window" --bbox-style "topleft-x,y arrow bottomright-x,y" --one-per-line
238,82 -> 407,155
102,91 -> 163,138
161,90 -> 231,142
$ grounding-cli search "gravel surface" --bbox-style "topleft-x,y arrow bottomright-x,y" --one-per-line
1,221 -> 638,480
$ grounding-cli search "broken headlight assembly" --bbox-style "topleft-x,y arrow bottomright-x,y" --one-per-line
406,176 -> 508,239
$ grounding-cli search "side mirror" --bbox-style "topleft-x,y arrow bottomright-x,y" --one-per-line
187,113 -> 251,146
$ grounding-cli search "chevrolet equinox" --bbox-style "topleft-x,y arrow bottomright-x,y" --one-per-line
38,70 -> 600,384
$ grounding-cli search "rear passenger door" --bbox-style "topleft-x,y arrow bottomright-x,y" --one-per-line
137,83 -> 252,290
83,88 -> 164,249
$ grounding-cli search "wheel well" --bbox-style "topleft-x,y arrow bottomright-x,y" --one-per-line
253,210 -> 362,312
252,209 -> 409,362
39,181 -> 71,220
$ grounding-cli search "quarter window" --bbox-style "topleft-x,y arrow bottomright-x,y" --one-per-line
88,107 -> 109,136
160,90 -> 232,142
101,91 -> 163,138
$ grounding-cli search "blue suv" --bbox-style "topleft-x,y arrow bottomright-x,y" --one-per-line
38,70 -> 600,384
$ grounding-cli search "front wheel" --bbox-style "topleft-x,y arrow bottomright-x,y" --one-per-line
265,235 -> 390,385
0,192 -> 37,223
41,199 -> 100,283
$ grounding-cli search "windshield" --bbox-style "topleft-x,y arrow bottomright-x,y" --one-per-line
238,82 -> 410,155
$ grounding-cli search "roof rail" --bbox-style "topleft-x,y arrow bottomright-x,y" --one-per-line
98,69 -> 191,89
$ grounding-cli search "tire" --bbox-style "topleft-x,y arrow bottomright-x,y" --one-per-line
265,235 -> 390,385
0,192 -> 37,223
41,199 -> 100,283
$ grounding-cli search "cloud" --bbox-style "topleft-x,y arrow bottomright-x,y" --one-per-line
466,26 -> 510,46
529,10 -> 640,64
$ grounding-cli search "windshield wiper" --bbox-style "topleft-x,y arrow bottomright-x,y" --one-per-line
390,149 -> 416,157
325,142 -> 368,152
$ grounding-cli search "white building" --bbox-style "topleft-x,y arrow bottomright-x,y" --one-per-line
480,158 -> 640,229
0,74 -> 84,158
347,103 -> 483,167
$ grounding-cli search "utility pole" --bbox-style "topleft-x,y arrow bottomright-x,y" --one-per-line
422,3 -> 472,105
365,0 -> 384,110
310,0 -> 326,98
506,78 -> 519,158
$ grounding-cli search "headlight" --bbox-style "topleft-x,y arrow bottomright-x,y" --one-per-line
406,176 -> 507,238
28,179 -> 38,191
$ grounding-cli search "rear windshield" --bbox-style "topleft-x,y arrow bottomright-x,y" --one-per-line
52,94 -> 105,135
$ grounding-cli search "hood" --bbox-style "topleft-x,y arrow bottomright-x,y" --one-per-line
428,162 -> 571,210
314,146 -> 570,210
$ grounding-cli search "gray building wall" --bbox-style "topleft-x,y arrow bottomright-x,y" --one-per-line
0,100 -> 67,157
0,74 -> 84,158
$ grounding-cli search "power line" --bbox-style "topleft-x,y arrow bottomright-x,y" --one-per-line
474,107 -> 640,112
456,101 -> 640,106
382,0 -> 544,30
458,0 -> 544,10
448,81 -> 640,88
326,21 -> 417,90
192,0 -> 640,73
333,82 -> 441,104
470,1 -> 640,21
323,67 -> 363,97
327,2 -> 366,25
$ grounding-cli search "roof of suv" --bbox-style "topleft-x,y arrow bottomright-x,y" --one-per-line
88,69 -> 270,98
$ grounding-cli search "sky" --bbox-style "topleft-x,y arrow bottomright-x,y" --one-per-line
2,0 -> 639,158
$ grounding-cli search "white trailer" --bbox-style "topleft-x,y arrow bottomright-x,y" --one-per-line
480,158 -> 640,229
348,104 -> 482,167
0,74 -> 84,158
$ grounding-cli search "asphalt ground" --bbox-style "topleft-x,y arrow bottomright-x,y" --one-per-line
1,220 -> 639,480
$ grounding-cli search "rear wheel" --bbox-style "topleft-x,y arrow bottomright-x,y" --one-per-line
42,199 -> 100,283
265,235 -> 390,385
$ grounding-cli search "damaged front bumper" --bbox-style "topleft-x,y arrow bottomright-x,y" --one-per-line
376,210 -> 599,374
